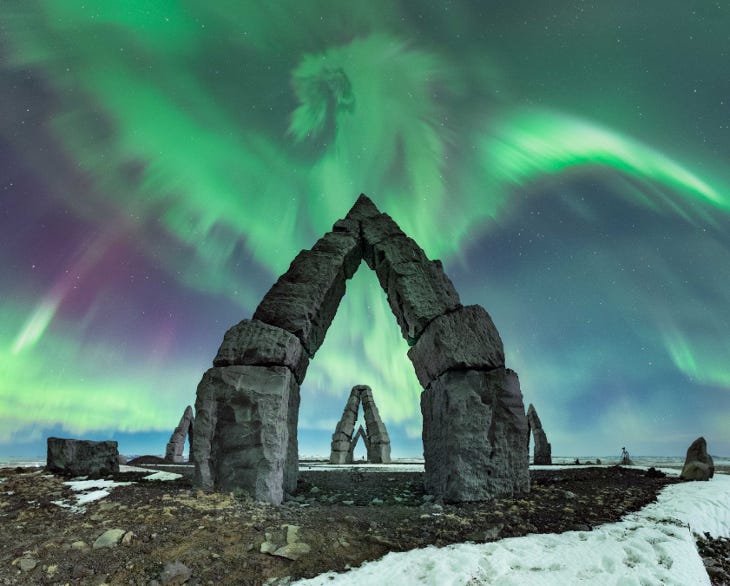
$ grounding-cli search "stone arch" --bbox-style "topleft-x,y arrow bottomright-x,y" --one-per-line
165,405 -> 194,463
192,194 -> 529,504
526,403 -> 552,465
348,425 -> 369,462
330,385 -> 391,464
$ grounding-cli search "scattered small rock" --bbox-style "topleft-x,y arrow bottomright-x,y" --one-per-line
274,542 -> 311,561
160,560 -> 192,585
18,557 -> 37,572
121,530 -> 136,545
92,528 -> 126,549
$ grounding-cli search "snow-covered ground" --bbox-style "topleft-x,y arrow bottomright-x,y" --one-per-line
296,470 -> 730,586
49,468 -> 181,512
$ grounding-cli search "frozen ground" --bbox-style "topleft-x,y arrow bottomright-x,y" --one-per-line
296,469 -> 730,586
48,468 -> 181,512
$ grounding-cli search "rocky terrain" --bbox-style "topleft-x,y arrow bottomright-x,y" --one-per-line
0,464 -> 726,585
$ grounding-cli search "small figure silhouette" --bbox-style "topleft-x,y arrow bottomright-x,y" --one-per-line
620,446 -> 631,465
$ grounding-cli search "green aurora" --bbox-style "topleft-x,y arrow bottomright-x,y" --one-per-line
1,1 -> 729,457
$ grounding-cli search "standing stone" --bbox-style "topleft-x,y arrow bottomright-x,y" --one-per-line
165,405 -> 194,463
191,365 -> 298,504
421,368 -> 529,502
680,436 -> 715,481
46,438 -> 119,477
329,385 -> 391,464
526,404 -> 552,465
360,386 -> 391,463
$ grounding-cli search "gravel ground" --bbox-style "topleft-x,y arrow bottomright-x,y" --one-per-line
1,464 -> 724,585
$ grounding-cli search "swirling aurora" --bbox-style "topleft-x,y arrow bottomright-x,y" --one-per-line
1,1 -> 729,459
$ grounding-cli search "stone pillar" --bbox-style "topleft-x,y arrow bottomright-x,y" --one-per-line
360,386 -> 391,463
680,436 -> 715,481
410,304 -> 529,501
330,387 -> 360,464
191,365 -> 298,505
526,404 -> 552,465
165,405 -> 194,463
421,368 -> 529,501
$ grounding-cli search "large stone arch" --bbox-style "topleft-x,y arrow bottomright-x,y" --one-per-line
192,194 -> 529,504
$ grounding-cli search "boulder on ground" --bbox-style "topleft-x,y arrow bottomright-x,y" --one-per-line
680,436 -> 714,481
47,438 -> 119,477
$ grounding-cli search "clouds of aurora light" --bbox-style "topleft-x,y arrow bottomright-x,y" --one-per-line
2,1 -> 729,457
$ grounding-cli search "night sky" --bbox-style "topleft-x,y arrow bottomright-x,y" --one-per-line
2,2 -> 729,460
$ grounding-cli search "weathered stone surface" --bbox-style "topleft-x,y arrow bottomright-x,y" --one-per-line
407,305 -> 505,387
334,415 -> 356,438
92,529 -> 126,550
191,365 -> 298,504
361,213 -> 407,268
370,234 -> 429,283
254,250 -> 347,356
526,403 -> 552,465
329,451 -> 349,465
18,557 -> 37,572
367,442 -> 391,464
213,319 -> 309,384
165,405 -> 194,463
331,440 -> 351,452
680,436 -> 715,481
284,368 -> 301,495
681,461 -> 713,481
160,561 -> 192,586
46,438 -> 119,477
421,368 -> 529,502
344,193 -> 381,223
385,260 -> 462,343
311,230 -> 362,279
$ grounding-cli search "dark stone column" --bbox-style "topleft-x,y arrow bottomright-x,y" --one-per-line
421,368 -> 529,502
191,365 -> 298,504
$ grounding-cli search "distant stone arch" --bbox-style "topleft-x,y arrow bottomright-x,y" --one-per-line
526,403 -> 552,465
329,385 -> 391,464
165,405 -> 194,463
192,195 -> 529,504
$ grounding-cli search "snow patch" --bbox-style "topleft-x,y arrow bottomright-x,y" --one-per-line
51,478 -> 135,513
295,474 -> 730,585
143,471 -> 182,481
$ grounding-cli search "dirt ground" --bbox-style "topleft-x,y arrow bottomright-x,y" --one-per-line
0,464 -> 725,585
